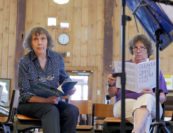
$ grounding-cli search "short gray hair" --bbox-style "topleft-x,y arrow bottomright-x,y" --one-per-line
129,34 -> 153,57
23,27 -> 54,51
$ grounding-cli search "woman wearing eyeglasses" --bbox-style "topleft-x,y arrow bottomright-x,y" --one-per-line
107,34 -> 168,133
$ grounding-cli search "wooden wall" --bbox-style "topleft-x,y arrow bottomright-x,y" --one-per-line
0,0 -> 173,103
0,0 -> 17,88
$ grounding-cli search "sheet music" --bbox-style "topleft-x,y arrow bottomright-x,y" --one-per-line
114,60 -> 156,93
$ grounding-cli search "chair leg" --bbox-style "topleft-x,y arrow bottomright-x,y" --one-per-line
12,123 -> 17,133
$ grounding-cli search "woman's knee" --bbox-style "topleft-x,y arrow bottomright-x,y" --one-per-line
41,104 -> 60,118
65,104 -> 79,117
67,104 -> 79,116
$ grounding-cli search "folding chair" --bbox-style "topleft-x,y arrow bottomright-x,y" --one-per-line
92,103 -> 133,133
70,100 -> 94,133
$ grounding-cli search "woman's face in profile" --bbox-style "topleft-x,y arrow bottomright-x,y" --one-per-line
132,41 -> 148,63
31,33 -> 48,56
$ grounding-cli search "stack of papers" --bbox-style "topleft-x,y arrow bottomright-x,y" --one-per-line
114,60 -> 156,93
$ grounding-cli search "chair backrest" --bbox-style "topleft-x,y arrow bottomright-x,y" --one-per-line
0,85 -> 3,102
70,100 -> 92,115
164,96 -> 173,111
93,103 -> 114,117
162,97 -> 173,121
7,89 -> 20,123
92,103 -> 114,125
70,100 -> 92,125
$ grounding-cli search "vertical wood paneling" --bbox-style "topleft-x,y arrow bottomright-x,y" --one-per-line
25,0 -> 33,29
87,0 -> 96,66
80,0 -> 88,67
32,0 -> 44,26
1,0 -> 10,77
160,44 -> 173,73
0,0 -> 3,75
8,0 -> 17,87
0,0 -> 17,89
72,0 -> 82,66
87,0 -> 96,101
113,2 -> 121,62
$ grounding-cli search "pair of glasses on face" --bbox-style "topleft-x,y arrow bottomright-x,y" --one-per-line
133,46 -> 146,51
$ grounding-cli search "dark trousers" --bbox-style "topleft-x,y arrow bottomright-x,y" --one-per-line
18,101 -> 79,133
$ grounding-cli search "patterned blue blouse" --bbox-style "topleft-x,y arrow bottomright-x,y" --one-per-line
18,49 -> 70,103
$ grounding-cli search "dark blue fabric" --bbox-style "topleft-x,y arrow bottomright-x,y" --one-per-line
18,101 -> 79,133
18,49 -> 79,133
126,0 -> 173,50
18,49 -> 70,103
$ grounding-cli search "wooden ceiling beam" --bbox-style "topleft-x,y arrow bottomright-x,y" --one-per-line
103,0 -> 115,74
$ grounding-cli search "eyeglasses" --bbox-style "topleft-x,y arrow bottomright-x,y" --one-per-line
133,46 -> 146,51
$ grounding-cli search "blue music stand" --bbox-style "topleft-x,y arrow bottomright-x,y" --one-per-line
126,0 -> 173,50
126,0 -> 173,132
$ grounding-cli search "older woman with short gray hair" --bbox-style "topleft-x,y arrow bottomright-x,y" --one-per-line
18,27 -> 79,133
108,34 -> 167,133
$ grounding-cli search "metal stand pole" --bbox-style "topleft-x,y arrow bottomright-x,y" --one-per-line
120,1 -> 126,133
150,29 -> 170,133
113,0 -> 131,132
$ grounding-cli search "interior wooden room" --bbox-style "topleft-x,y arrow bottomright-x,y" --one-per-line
0,0 -> 173,133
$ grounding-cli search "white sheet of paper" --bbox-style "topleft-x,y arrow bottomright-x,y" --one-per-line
114,60 -> 156,93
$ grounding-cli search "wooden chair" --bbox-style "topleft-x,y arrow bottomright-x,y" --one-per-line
70,100 -> 94,133
14,115 -> 41,133
92,103 -> 115,132
92,103 -> 133,133
14,95 -> 71,133
164,96 -> 173,121
12,90 -> 41,133
162,99 -> 173,131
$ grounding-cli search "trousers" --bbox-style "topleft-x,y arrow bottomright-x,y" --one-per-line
18,101 -> 79,133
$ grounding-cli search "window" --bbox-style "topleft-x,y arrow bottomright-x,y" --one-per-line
0,78 -> 11,107
69,75 -> 89,100
164,74 -> 173,91
47,17 -> 56,26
